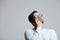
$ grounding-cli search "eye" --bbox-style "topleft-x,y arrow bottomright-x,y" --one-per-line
39,14 -> 43,17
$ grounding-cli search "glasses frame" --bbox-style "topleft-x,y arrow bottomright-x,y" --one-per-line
34,14 -> 43,19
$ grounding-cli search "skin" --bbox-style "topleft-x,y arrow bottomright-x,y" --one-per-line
33,13 -> 43,29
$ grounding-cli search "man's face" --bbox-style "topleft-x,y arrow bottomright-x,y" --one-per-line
34,13 -> 43,24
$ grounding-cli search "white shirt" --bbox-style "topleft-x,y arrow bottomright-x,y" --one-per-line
24,27 -> 58,40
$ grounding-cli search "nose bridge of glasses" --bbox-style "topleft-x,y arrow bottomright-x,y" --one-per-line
35,14 -> 42,18
39,14 -> 43,17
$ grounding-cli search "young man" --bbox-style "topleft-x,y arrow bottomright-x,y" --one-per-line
24,11 -> 58,40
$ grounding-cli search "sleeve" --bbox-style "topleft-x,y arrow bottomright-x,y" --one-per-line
24,27 -> 43,40
49,29 -> 58,40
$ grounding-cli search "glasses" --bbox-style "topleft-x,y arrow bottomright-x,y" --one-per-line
34,14 -> 43,19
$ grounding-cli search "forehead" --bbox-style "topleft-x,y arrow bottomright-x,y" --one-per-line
33,13 -> 39,16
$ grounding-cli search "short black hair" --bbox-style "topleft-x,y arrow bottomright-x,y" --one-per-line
28,11 -> 38,27
28,11 -> 38,23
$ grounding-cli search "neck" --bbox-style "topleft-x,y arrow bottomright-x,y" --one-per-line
34,25 -> 44,30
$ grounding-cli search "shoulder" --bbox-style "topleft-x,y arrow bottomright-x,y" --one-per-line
45,28 -> 56,34
49,29 -> 56,33
24,28 -> 34,35
45,28 -> 56,32
48,29 -> 57,35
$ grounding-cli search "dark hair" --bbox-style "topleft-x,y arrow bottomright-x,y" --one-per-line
28,10 -> 44,28
28,11 -> 38,27
28,11 -> 37,23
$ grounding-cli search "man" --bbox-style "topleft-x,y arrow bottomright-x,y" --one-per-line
24,11 -> 58,40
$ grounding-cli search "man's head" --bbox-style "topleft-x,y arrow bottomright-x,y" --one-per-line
28,11 -> 44,28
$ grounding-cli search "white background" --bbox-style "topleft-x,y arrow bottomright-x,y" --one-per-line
0,0 -> 60,40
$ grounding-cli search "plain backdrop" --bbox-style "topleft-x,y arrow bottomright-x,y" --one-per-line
0,0 -> 60,40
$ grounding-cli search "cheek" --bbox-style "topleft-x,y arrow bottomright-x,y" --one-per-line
38,18 -> 43,23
